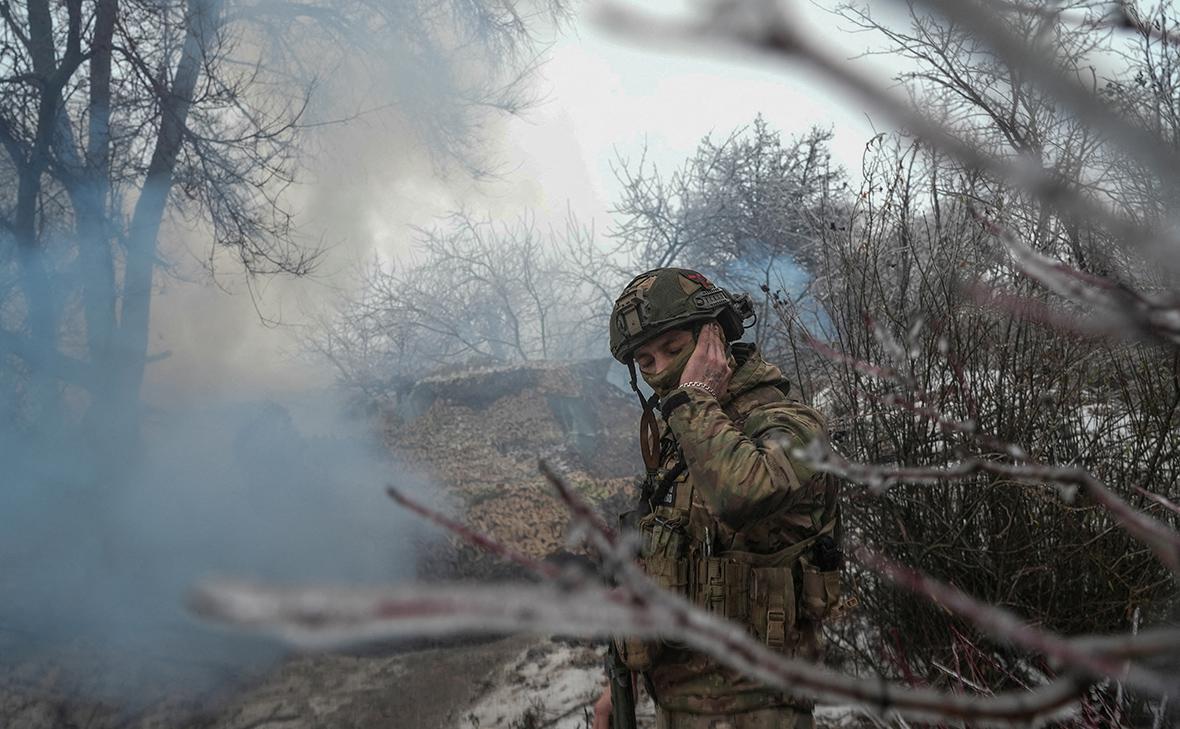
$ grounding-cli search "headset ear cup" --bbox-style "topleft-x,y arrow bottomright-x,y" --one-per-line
718,308 -> 743,341
715,292 -> 754,340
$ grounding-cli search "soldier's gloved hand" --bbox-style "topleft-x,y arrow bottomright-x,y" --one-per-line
592,686 -> 612,729
679,321 -> 733,398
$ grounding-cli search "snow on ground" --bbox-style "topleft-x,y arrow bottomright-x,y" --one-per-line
815,704 -> 867,728
454,635 -> 862,729
457,637 -> 656,729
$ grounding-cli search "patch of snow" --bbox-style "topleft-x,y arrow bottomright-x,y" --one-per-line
458,637 -> 855,729
815,704 -> 865,728
458,639 -> 603,729
458,638 -> 655,729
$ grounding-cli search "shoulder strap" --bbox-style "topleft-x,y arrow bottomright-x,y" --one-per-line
718,511 -> 839,568
646,458 -> 686,512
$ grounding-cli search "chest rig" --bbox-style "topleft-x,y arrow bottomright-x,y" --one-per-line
616,380 -> 843,673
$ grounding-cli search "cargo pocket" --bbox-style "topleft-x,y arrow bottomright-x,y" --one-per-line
750,566 -> 796,652
799,557 -> 842,621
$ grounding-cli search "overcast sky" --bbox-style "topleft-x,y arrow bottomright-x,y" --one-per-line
141,1 -> 900,405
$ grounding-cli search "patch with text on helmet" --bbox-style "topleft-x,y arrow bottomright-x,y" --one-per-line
694,288 -> 730,309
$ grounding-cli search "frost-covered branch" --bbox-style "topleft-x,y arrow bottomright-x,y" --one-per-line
913,0 -> 1180,187
806,435 -> 1180,576
194,462 -> 1099,727
990,0 -> 1180,50
189,575 -> 1089,726
386,485 -> 562,580
976,211 -> 1180,348
1136,485 -> 1180,518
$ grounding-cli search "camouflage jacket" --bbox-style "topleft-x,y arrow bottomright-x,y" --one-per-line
634,343 -> 839,715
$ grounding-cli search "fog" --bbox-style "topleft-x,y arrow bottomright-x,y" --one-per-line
0,0 -> 884,711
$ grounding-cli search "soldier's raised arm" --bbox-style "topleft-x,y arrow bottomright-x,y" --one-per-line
661,349 -> 825,528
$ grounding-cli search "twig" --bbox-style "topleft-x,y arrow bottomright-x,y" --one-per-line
539,695 -> 599,729
1073,627 -> 1180,661
386,485 -> 561,580
932,660 -> 988,693
855,547 -> 1172,697
1136,486 -> 1180,517
538,459 -> 617,548
806,441 -> 1180,576
975,211 -> 1180,348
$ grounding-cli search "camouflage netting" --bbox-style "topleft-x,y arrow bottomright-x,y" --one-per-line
385,358 -> 643,571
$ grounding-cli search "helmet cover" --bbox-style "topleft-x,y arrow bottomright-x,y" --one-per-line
608,268 -> 752,363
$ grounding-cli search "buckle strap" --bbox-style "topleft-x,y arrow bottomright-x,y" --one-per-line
719,513 -> 841,568
764,568 -> 788,648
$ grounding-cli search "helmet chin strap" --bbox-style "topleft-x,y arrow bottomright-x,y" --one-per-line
627,360 -> 662,475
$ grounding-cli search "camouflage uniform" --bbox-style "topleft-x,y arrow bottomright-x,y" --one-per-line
610,269 -> 841,729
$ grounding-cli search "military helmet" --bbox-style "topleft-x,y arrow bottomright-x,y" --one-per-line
609,267 -> 755,363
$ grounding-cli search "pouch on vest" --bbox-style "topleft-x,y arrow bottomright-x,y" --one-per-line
638,511 -> 690,596
614,635 -> 661,672
750,565 -> 797,652
799,554 -> 842,622
615,510 -> 690,672
693,557 -> 751,622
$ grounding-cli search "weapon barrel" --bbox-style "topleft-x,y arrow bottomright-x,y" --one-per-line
606,642 -> 638,729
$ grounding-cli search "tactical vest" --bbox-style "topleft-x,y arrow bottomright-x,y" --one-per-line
616,378 -> 842,677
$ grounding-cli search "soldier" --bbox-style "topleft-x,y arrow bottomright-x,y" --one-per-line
592,268 -> 842,729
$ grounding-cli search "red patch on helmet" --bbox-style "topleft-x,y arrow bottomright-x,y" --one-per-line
684,272 -> 712,288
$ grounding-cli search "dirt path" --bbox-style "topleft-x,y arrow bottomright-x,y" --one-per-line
203,636 -> 541,729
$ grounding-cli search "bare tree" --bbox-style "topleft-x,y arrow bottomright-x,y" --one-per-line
311,210 -> 610,399
609,118 -> 843,362
317,119 -> 842,398
0,0 -> 566,455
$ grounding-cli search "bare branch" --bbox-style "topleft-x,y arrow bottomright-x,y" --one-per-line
191,574 -> 1088,726
977,210 -> 1180,347
990,0 -> 1180,49
386,485 -> 560,580
855,547 -> 1173,697
914,0 -> 1180,186
806,439 -> 1180,576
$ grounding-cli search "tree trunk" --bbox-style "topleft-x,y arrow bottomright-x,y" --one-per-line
15,0 -> 65,424
79,0 -> 118,379
113,0 -> 224,439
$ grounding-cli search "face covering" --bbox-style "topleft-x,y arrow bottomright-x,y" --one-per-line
638,327 -> 740,400
640,335 -> 698,400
